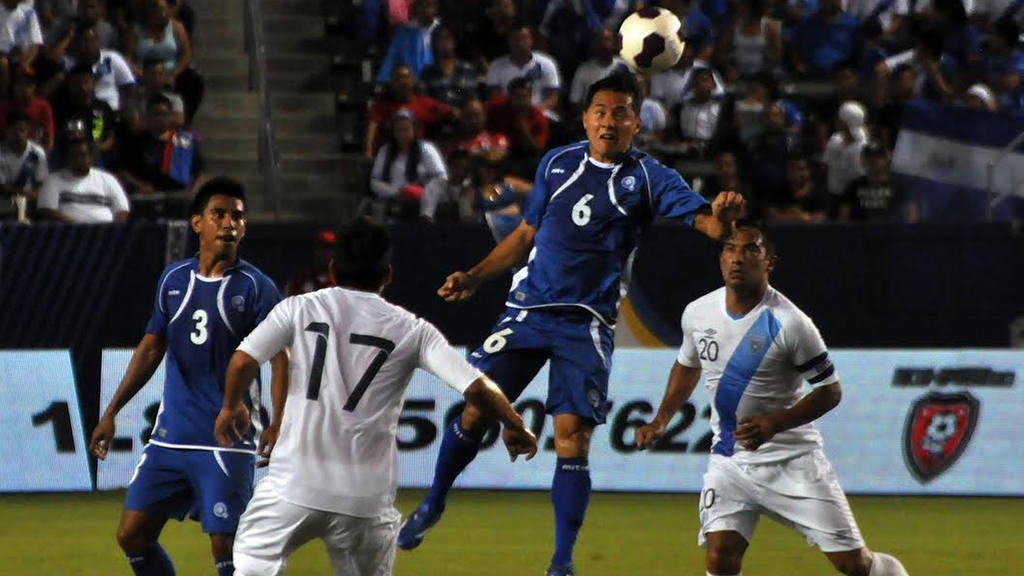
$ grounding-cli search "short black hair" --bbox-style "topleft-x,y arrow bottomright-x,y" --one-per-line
147,92 -> 173,110
332,217 -> 392,290
189,177 -> 247,215
507,76 -> 533,94
722,218 -> 776,256
584,72 -> 642,115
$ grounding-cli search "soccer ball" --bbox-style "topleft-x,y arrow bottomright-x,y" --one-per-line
618,8 -> 685,74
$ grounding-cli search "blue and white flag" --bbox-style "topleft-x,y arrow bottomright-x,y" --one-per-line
892,100 -> 1024,221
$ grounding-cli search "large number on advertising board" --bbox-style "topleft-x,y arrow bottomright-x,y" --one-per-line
0,350 -> 91,491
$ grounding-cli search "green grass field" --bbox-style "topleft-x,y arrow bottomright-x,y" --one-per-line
1,490 -> 1019,575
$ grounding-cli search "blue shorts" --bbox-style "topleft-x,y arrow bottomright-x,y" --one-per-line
469,307 -> 614,424
124,444 -> 255,534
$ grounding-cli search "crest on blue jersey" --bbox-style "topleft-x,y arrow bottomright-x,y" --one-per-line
621,175 -> 637,192
231,295 -> 246,312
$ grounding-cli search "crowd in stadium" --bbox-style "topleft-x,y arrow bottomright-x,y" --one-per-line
356,0 -> 1024,227
0,0 -> 203,224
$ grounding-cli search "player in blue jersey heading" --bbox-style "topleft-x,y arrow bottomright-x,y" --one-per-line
90,177 -> 289,576
398,72 -> 745,576
636,220 -> 909,576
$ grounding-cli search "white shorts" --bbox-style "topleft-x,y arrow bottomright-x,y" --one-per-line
697,451 -> 865,553
233,479 -> 401,576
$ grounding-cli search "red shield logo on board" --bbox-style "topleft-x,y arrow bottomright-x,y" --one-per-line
903,392 -> 980,483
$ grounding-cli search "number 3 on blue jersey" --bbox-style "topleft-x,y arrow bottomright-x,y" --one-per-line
191,309 -> 208,345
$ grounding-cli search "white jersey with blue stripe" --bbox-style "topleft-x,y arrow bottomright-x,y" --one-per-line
509,141 -> 708,327
678,286 -> 839,465
144,257 -> 281,452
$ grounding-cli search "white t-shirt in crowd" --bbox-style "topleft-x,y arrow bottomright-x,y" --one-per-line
0,140 -> 48,192
237,287 -> 481,518
485,51 -> 562,106
38,167 -> 129,222
64,49 -> 136,110
0,2 -> 43,53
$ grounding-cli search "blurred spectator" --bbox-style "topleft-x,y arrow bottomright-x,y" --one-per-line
117,93 -> 205,196
0,110 -> 48,223
37,136 -> 129,223
376,0 -> 440,82
789,0 -> 860,77
121,57 -> 185,130
466,0 -> 520,65
0,71 -> 55,152
873,63 -> 915,149
471,148 -> 531,243
982,17 -> 1024,113
732,71 -> 775,145
365,63 -> 453,158
485,23 -> 562,114
36,0 -> 76,35
636,73 -> 667,146
698,150 -> 746,206
0,0 -> 43,97
285,229 -> 337,296
678,66 -> 724,155
742,101 -> 800,205
537,0 -> 603,84
824,101 -> 868,202
568,27 -> 628,111
438,147 -> 476,221
51,62 -> 117,166
765,153 -> 828,222
665,0 -> 715,62
808,60 -> 863,152
419,24 -> 480,107
124,0 -> 201,124
369,109 -> 448,221
838,140 -> 916,221
651,58 -> 727,116
62,23 -> 136,111
449,97 -> 509,156
719,0 -> 781,80
485,77 -> 549,177
37,0 -> 119,98
965,83 -> 999,110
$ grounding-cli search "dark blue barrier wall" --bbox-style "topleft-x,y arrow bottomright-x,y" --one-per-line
1,221 -> 1022,446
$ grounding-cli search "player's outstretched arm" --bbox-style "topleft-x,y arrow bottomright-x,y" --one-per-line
463,376 -> 538,461
215,351 -> 261,447
437,220 -> 537,302
637,362 -> 703,450
257,349 -> 290,466
735,381 -> 842,450
693,191 -> 746,240
91,333 -> 168,459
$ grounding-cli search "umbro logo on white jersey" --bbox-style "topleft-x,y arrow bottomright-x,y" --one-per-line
704,328 -> 717,336
551,168 -> 566,173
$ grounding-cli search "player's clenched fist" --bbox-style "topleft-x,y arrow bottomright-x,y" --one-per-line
437,271 -> 481,302
90,416 -> 116,460
502,425 -> 539,462
214,403 -> 252,447
711,190 -> 746,223
635,420 -> 666,450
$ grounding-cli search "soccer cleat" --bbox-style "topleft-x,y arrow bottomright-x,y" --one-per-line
396,501 -> 445,550
544,563 -> 576,576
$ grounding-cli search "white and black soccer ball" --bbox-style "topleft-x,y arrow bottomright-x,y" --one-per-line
618,7 -> 685,74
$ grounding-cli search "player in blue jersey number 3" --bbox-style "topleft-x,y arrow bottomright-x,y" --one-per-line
399,72 -> 746,576
90,178 -> 289,576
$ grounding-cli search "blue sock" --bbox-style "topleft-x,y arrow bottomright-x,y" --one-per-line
215,559 -> 234,576
126,544 -> 175,576
550,457 -> 591,568
425,417 -> 481,509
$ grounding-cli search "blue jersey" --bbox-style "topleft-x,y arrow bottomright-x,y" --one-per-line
509,141 -> 708,326
144,257 -> 280,451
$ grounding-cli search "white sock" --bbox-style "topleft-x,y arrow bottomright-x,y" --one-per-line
869,552 -> 909,576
